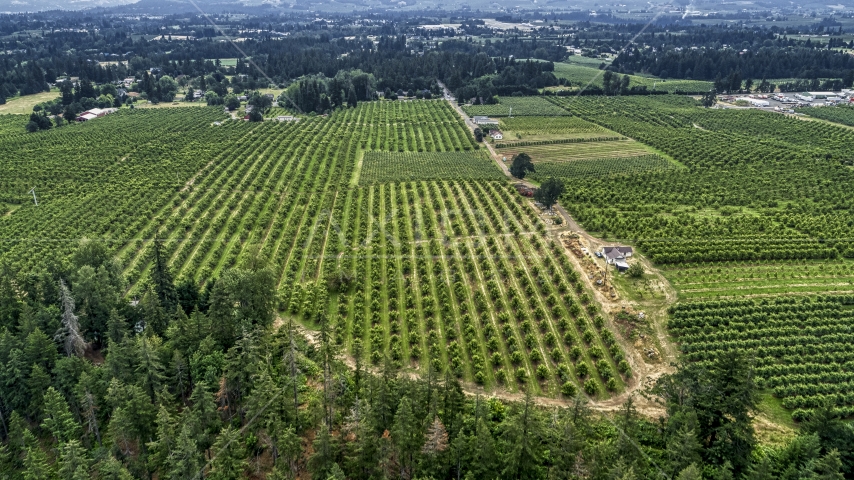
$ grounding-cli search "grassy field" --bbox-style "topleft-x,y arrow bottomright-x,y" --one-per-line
529,155 -> 681,180
498,139 -> 654,162
462,96 -> 571,117
0,90 -> 60,115
497,116 -> 616,142
552,63 -> 713,93
207,58 -> 239,67
563,55 -> 612,67
661,259 -> 854,300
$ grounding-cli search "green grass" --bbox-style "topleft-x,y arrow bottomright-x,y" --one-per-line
207,58 -> 238,67
529,155 -> 680,179
0,90 -> 61,115
462,96 -> 571,117
609,271 -> 668,302
551,63 -> 713,93
757,392 -> 799,431
498,139 -> 653,163
563,55 -> 612,67
499,116 -> 612,138
661,259 -> 854,300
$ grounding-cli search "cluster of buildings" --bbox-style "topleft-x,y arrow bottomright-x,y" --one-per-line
725,91 -> 854,110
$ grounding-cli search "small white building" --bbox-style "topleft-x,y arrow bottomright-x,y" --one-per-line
276,115 -> 299,122
807,91 -> 837,99
736,97 -> 769,107
76,108 -> 117,122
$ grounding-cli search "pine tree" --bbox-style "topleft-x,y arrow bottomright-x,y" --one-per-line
668,425 -> 702,478
440,375 -> 464,437
806,449 -> 845,480
147,405 -> 177,474
308,425 -> 337,479
274,424 -> 300,476
105,309 -> 128,348
469,417 -> 497,479
23,328 -> 56,372
57,440 -> 89,480
744,456 -> 773,480
166,423 -> 202,480
391,396 -> 422,478
135,334 -> 165,401
26,364 -> 52,420
677,464 -> 702,480
342,400 -> 381,480
106,407 -> 136,457
328,463 -> 346,480
208,426 -> 247,480
151,237 -> 178,313
95,456 -> 133,480
2,348 -> 28,414
140,287 -> 169,337
0,443 -> 13,479
187,382 -> 220,455
22,446 -> 53,480
500,390 -> 542,480
171,350 -> 190,403
41,387 -> 78,445
7,411 -> 34,470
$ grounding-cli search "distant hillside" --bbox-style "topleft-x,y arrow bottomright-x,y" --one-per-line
1,0 -> 133,13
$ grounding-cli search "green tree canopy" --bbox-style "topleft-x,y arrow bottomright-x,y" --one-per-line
509,153 -> 535,179
533,177 -> 565,211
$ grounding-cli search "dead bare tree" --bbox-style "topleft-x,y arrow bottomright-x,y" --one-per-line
55,279 -> 85,357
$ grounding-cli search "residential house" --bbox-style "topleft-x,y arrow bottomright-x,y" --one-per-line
602,246 -> 633,272
602,246 -> 633,262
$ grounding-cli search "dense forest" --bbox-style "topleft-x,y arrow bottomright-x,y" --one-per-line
613,46 -> 854,84
0,241 -> 852,479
